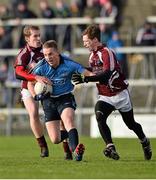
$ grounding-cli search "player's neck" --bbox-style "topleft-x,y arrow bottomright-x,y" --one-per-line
93,42 -> 103,51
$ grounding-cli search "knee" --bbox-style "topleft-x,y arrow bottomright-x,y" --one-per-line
62,119 -> 75,131
95,111 -> 105,123
50,137 -> 61,144
127,121 -> 141,131
126,123 -> 134,130
125,119 -> 137,130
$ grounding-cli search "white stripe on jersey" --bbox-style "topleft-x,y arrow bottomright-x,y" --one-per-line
89,52 -> 94,63
104,47 -> 115,71
97,51 -> 103,63
29,51 -> 35,65
17,47 -> 27,65
89,47 -> 116,71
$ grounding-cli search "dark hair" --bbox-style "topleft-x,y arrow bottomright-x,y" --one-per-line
23,25 -> 40,37
43,40 -> 58,50
82,24 -> 100,41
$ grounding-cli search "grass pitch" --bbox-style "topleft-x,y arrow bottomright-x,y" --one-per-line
0,136 -> 155,179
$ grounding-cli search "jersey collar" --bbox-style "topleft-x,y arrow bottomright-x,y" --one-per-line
93,45 -> 105,53
27,44 -> 42,53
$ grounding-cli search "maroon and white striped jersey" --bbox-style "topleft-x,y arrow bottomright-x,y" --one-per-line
14,44 -> 44,89
88,45 -> 128,96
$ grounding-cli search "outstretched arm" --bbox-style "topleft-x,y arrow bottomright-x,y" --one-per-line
72,69 -> 113,85
15,66 -> 52,85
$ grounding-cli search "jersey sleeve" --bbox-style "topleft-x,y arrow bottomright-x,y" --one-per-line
15,66 -> 36,81
32,66 -> 41,76
14,48 -> 29,67
14,49 -> 36,81
69,60 -> 85,74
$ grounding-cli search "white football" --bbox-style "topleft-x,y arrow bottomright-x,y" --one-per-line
34,82 -> 52,95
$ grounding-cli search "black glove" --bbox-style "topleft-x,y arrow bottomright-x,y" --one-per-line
72,73 -> 87,85
34,92 -> 50,101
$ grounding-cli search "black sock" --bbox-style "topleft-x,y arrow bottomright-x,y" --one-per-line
61,130 -> 68,141
68,128 -> 79,152
37,136 -> 48,148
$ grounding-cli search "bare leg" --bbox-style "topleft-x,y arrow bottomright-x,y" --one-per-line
23,96 -> 49,157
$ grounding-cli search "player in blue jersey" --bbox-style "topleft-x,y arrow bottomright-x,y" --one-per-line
28,40 -> 93,161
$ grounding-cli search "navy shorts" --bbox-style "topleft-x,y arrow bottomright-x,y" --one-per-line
41,93 -> 77,122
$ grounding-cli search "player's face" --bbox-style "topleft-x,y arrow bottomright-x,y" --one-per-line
43,47 -> 60,68
27,29 -> 42,48
83,34 -> 96,51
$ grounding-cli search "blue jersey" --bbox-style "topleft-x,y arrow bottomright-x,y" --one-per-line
32,55 -> 85,96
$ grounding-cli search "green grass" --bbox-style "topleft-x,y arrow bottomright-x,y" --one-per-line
0,136 -> 155,179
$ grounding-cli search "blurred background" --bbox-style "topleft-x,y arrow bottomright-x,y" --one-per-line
0,0 -> 156,137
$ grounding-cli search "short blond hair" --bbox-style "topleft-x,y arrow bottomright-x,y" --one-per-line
23,25 -> 40,38
43,40 -> 58,50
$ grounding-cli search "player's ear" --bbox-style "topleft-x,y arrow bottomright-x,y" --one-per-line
93,37 -> 98,43
25,36 -> 29,43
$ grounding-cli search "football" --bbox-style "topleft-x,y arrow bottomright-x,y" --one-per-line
34,82 -> 52,95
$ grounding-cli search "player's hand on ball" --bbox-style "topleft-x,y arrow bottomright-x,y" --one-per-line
34,92 -> 50,101
35,75 -> 52,85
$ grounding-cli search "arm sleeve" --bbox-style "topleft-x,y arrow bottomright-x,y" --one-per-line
85,66 -> 92,72
15,66 -> 36,81
84,70 -> 113,84
69,60 -> 86,74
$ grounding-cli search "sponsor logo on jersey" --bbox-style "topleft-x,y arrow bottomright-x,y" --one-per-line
52,78 -> 65,85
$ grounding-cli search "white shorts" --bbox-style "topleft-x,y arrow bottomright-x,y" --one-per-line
21,88 -> 32,100
98,89 -> 132,112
